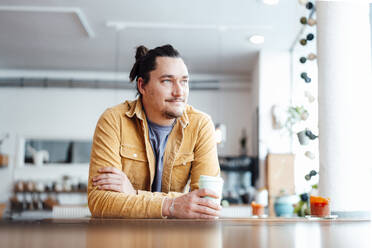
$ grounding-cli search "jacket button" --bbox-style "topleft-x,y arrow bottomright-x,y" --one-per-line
133,153 -> 137,158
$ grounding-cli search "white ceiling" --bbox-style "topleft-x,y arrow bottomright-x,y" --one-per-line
0,0 -> 321,79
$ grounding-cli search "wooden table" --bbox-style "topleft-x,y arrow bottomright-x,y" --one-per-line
0,218 -> 371,248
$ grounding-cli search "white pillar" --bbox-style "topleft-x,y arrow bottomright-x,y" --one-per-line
317,1 -> 372,217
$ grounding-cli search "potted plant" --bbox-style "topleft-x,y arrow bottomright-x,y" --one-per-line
293,170 -> 318,217
285,106 -> 309,135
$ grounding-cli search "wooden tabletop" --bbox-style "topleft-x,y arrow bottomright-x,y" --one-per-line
1,218 -> 371,248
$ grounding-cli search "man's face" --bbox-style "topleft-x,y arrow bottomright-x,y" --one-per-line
139,57 -> 189,120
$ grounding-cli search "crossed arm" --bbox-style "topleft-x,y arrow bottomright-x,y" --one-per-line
92,166 -> 221,218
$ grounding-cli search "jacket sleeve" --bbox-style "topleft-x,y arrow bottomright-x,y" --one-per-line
88,108 -> 176,218
189,115 -> 220,191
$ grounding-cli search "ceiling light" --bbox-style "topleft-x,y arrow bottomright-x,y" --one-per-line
249,35 -> 265,44
262,0 -> 279,5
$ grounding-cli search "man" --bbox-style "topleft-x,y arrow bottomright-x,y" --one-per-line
88,44 -> 221,218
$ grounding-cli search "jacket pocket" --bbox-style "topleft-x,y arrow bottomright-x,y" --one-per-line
174,153 -> 194,166
120,144 -> 147,162
119,144 -> 149,189
171,153 -> 194,192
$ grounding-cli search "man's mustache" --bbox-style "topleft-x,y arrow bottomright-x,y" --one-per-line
166,98 -> 185,102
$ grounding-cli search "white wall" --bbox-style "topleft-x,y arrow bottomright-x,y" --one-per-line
256,50 -> 292,188
0,84 -> 253,202
189,89 -> 254,157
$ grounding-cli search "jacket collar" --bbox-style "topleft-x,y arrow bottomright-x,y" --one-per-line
125,97 -> 189,128
179,106 -> 189,128
125,97 -> 146,121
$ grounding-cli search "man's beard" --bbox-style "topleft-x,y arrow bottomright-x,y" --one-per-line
163,98 -> 185,119
163,108 -> 184,119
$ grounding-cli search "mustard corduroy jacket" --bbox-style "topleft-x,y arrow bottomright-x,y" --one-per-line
88,98 -> 220,218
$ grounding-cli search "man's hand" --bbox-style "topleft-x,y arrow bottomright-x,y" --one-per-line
162,189 -> 222,219
92,167 -> 136,195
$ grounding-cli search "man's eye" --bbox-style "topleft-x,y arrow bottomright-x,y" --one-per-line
181,80 -> 188,84
162,80 -> 171,83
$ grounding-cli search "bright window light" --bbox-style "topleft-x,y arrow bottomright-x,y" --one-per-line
262,0 -> 279,5
249,35 -> 265,44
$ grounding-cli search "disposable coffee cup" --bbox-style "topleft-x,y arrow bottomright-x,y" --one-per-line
198,175 -> 224,205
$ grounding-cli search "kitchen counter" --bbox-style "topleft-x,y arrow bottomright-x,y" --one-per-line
1,217 -> 371,248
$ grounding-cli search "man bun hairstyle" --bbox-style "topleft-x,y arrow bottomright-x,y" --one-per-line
129,44 -> 181,95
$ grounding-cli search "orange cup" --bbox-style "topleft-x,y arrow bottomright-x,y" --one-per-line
251,201 -> 265,216
310,195 -> 330,217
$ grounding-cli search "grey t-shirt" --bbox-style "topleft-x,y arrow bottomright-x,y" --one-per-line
147,120 -> 174,192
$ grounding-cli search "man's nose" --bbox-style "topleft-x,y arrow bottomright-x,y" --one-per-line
172,81 -> 183,97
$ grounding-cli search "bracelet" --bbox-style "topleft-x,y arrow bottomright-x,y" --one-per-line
169,198 -> 175,217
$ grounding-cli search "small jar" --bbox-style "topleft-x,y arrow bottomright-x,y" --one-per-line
274,194 -> 297,217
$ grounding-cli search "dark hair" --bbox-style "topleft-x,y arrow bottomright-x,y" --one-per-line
129,44 -> 181,95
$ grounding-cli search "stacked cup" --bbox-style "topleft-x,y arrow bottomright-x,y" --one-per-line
198,175 -> 224,205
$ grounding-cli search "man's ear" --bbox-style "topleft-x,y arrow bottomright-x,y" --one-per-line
137,77 -> 146,95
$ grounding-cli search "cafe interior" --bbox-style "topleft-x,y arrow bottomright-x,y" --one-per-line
0,0 -> 371,247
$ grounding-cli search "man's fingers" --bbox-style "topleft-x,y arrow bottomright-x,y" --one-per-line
98,184 -> 121,192
195,188 -> 219,199
197,198 -> 222,211
98,167 -> 123,175
93,173 -> 121,181
195,213 -> 218,219
94,179 -> 122,186
193,205 -> 220,217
